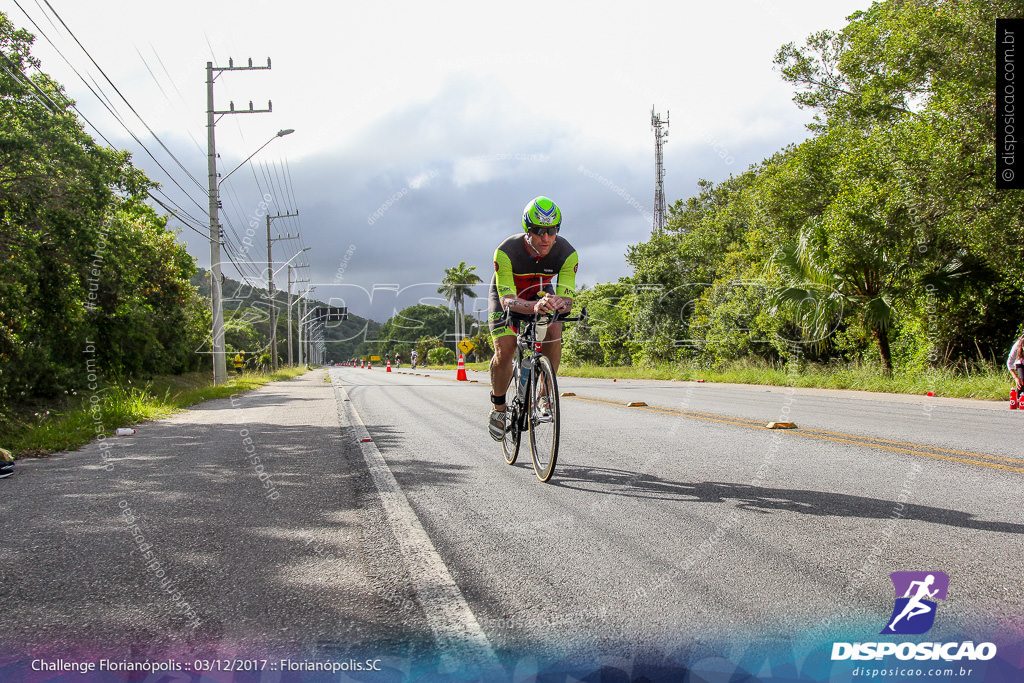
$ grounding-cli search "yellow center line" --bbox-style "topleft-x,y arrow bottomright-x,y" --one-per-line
797,427 -> 1024,466
564,394 -> 1024,474
569,395 -> 758,429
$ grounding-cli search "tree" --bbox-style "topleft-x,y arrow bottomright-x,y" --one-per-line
770,0 -> 1024,369
0,12 -> 205,404
437,261 -> 482,345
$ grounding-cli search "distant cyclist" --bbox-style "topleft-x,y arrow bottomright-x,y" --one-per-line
487,196 -> 577,440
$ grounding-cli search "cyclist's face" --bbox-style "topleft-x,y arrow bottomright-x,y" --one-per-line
527,229 -> 557,256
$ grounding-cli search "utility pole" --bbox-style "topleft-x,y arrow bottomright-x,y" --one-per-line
265,211 -> 299,371
651,106 -> 669,234
287,264 -> 309,366
297,293 -> 305,367
207,57 -> 272,384
300,288 -> 315,367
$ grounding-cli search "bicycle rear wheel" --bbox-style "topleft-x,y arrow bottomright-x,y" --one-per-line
502,406 -> 522,464
501,370 -> 521,465
528,355 -> 559,481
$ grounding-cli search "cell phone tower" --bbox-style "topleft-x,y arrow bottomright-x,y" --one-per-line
651,106 -> 669,234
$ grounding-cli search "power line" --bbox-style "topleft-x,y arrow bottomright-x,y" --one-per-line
37,0 -> 207,193
0,52 -> 57,113
147,42 -> 206,158
10,0 -> 209,218
2,48 -> 212,245
134,46 -> 168,100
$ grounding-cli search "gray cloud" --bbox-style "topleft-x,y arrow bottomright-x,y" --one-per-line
148,74 -> 810,324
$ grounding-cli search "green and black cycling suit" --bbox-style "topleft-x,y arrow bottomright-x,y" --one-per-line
487,233 -> 578,338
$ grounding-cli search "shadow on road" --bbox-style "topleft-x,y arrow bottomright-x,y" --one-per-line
550,464 -> 1024,535
0,416 -> 431,660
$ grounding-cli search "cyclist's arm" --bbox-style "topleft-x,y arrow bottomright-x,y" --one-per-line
546,250 -> 578,313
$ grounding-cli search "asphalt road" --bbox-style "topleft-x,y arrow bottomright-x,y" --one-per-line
2,366 -> 1022,678
336,367 -> 1024,667
0,370 -> 433,664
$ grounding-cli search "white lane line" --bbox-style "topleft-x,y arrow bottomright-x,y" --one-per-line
331,377 -> 496,669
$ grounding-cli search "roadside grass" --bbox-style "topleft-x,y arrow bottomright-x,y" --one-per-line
428,359 -> 1008,401
0,367 -> 309,458
558,359 -> 1008,401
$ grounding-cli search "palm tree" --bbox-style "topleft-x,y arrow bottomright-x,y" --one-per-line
438,261 -> 483,346
768,224 -> 902,374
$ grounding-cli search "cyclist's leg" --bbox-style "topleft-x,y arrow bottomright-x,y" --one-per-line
535,321 -> 562,404
538,321 -> 563,374
490,334 -> 516,409
488,316 -> 517,440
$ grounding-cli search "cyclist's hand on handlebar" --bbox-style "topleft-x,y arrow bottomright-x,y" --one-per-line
550,295 -> 572,314
532,297 -> 553,315
533,294 -> 570,315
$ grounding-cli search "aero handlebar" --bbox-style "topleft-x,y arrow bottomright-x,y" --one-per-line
503,307 -> 588,325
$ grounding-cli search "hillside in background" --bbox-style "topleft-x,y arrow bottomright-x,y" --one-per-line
191,270 -> 381,363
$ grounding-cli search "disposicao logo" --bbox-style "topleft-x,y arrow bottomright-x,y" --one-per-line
882,571 -> 948,635
831,571 -> 997,663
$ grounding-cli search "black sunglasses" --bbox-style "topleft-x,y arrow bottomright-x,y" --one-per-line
528,225 -> 560,237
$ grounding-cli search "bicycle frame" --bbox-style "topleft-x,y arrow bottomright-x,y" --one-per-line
501,308 -> 586,480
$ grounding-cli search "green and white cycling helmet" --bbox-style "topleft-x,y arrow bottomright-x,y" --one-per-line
522,196 -> 562,233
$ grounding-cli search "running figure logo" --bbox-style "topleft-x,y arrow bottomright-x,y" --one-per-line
881,571 -> 949,635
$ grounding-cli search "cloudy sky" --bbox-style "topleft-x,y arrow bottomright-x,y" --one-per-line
10,0 -> 869,323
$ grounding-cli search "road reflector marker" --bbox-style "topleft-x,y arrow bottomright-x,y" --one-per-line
766,422 -> 797,429
360,438 -> 373,442
560,392 -> 576,397
626,401 -> 647,407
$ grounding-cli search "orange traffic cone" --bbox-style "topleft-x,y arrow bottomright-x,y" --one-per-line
386,359 -> 392,372
456,354 -> 468,381
360,359 -> 364,369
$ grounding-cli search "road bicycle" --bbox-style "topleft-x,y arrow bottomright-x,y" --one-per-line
500,307 -> 586,482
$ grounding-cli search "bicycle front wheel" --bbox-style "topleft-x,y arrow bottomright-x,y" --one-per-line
528,355 -> 560,481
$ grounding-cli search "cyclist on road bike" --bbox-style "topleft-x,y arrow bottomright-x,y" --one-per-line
487,196 -> 577,441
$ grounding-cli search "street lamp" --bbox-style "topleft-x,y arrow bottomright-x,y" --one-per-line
219,129 -> 295,187
208,127 -> 294,384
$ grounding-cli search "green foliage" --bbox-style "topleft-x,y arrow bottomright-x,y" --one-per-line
376,304 -> 454,347
0,13 -> 206,407
372,303 -> 479,362
224,314 -> 263,354
427,347 -> 455,365
594,0 -> 1024,376
466,328 -> 493,362
562,284 -> 637,366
